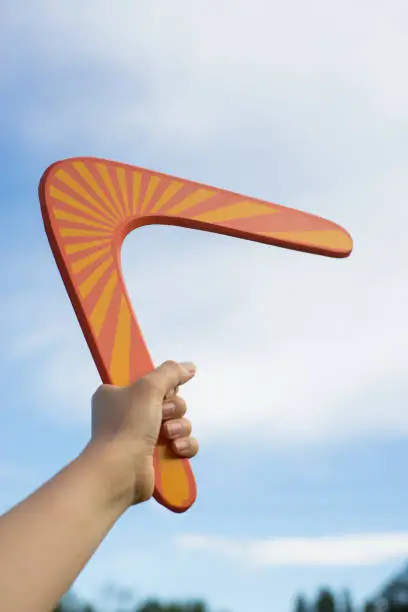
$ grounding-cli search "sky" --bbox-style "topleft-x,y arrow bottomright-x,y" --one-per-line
1,1 -> 408,611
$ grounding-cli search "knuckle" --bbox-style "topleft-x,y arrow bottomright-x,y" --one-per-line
137,374 -> 160,394
175,395 -> 187,414
173,436 -> 199,456
162,359 -> 180,372
92,384 -> 113,402
188,436 -> 199,452
136,375 -> 152,389
182,418 -> 192,435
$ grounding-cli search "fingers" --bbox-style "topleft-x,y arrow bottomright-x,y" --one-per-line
162,394 -> 186,420
163,416 -> 192,439
164,385 -> 179,400
161,409 -> 199,458
172,435 -> 199,458
143,360 -> 196,397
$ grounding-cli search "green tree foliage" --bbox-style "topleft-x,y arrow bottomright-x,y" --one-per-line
136,600 -> 208,612
343,589 -> 353,612
315,589 -> 336,612
294,593 -> 309,612
136,601 -> 163,612
53,603 -> 96,612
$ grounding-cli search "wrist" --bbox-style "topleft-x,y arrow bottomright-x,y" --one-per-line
78,439 -> 137,514
80,435 -> 152,512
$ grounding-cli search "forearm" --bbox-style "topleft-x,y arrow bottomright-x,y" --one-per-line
0,442 -> 128,612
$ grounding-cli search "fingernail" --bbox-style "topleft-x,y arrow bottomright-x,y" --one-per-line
167,421 -> 182,437
180,361 -> 196,374
174,438 -> 189,452
163,402 -> 176,418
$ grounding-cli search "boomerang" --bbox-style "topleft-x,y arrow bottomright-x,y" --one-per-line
39,157 -> 353,513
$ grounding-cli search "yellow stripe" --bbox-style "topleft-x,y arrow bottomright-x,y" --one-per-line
132,171 -> 142,213
78,256 -> 113,298
60,228 -> 113,238
65,239 -> 111,255
90,271 -> 118,336
150,180 -> 184,214
54,170 -> 117,225
140,175 -> 161,214
116,167 -> 130,217
156,443 -> 191,505
71,246 -> 111,274
167,188 -> 216,216
50,185 -> 115,227
54,208 -> 113,231
110,295 -> 131,386
96,163 -> 124,219
193,200 -> 276,224
72,162 -> 121,221
264,230 -> 353,250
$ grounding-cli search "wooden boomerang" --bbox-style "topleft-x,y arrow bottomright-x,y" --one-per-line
39,156 -> 353,513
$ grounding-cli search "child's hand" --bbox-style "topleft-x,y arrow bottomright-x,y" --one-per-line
90,360 -> 199,508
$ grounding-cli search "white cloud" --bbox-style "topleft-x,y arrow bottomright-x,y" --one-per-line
3,0 -> 408,170
2,1 -> 408,447
176,531 -> 408,567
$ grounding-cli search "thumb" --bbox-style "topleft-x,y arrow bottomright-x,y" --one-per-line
143,360 -> 196,396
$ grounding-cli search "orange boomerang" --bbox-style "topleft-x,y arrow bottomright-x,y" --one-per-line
39,156 -> 353,513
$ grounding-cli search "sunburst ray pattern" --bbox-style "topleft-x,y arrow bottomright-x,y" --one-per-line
39,157 -> 353,513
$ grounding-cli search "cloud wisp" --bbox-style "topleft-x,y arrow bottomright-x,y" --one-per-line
176,531 -> 408,567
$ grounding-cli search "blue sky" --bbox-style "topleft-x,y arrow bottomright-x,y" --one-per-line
2,2 -> 408,611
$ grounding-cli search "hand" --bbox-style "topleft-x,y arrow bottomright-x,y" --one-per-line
90,360 -> 199,508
